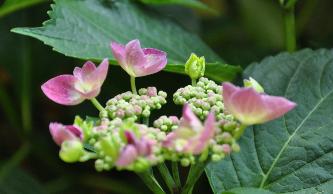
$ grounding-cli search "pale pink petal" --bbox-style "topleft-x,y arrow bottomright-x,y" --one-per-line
162,132 -> 177,148
125,40 -> 146,76
132,48 -> 167,77
262,95 -> 296,121
41,75 -> 84,105
49,123 -> 81,146
73,61 -> 96,81
222,82 -> 240,109
181,104 -> 202,132
116,145 -> 138,167
110,41 -> 126,68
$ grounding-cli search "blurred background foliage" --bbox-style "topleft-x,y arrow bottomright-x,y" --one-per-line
0,0 -> 332,193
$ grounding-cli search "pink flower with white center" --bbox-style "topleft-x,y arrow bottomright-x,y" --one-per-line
41,59 -> 109,105
163,104 -> 216,155
116,131 -> 154,167
110,39 -> 167,77
222,82 -> 296,125
49,122 -> 83,146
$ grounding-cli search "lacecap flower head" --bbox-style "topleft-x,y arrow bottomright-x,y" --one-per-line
222,82 -> 296,125
110,39 -> 167,77
163,104 -> 216,155
41,59 -> 109,105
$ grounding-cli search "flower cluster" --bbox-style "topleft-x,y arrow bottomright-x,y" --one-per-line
41,39 -> 296,174
106,87 -> 167,121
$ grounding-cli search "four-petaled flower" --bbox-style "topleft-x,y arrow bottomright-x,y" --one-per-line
222,82 -> 296,125
49,122 -> 83,146
111,39 -> 167,77
163,104 -> 216,155
41,59 -> 109,105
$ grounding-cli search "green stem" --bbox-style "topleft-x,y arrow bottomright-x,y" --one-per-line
172,162 -> 181,189
181,161 -> 208,194
143,116 -> 149,126
0,143 -> 30,182
233,124 -> 247,140
283,4 -> 297,52
130,76 -> 138,95
90,98 -> 105,112
137,170 -> 165,194
157,163 -> 177,193
191,79 -> 197,86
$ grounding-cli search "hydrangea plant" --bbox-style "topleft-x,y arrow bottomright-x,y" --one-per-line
41,39 -> 296,194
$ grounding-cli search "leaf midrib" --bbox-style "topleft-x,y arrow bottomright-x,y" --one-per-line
259,86 -> 333,189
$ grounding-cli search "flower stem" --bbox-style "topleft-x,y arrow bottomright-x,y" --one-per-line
191,79 -> 197,86
283,3 -> 297,52
130,76 -> 138,95
172,162 -> 181,189
157,163 -> 178,193
137,170 -> 165,194
90,98 -> 105,112
181,161 -> 208,194
143,116 -> 149,126
234,124 -> 248,140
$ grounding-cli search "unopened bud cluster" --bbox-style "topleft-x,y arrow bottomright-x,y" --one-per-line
174,77 -> 227,120
153,116 -> 180,132
106,87 -> 167,121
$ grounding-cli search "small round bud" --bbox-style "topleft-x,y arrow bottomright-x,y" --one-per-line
59,140 -> 84,163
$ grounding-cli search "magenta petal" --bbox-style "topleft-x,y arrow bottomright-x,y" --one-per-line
41,75 -> 84,105
49,123 -> 81,146
181,104 -> 202,131
111,41 -> 126,67
116,145 -> 138,167
132,48 -> 167,77
124,40 -> 146,76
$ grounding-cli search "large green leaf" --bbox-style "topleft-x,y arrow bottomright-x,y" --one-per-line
138,0 -> 217,13
11,0 -> 239,82
222,187 -> 275,194
206,49 -> 333,193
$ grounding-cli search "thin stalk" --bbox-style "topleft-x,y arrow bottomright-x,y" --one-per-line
157,163 -> 177,193
191,79 -> 197,86
284,5 -> 297,52
142,116 -> 149,126
130,76 -> 137,94
0,143 -> 30,182
20,37 -> 32,135
172,162 -> 181,189
90,98 -> 105,112
233,124 -> 247,140
181,161 -> 208,194
137,170 -> 165,194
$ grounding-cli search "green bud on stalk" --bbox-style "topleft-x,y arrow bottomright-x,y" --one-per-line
185,53 -> 206,81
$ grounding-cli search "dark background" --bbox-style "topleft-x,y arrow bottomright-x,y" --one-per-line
0,0 -> 332,193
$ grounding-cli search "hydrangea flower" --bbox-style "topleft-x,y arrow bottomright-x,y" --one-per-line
41,59 -> 109,105
49,122 -> 83,146
222,82 -> 296,125
116,131 -> 155,168
110,39 -> 167,77
163,104 -> 216,155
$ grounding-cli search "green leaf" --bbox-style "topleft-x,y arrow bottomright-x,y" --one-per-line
138,0 -> 217,14
0,168 -> 46,194
222,187 -> 275,194
11,0 -> 239,81
206,49 -> 333,193
0,0 -> 47,18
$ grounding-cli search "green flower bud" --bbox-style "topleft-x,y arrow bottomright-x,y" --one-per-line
184,53 -> 205,80
244,77 -> 264,93
59,140 -> 84,163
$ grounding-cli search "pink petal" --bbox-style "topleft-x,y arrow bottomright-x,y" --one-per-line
222,82 -> 240,109
49,123 -> 81,146
110,41 -> 126,68
116,145 -> 138,167
124,39 -> 146,77
132,48 -> 167,77
162,132 -> 177,148
41,75 -> 84,105
262,95 -> 296,121
181,104 -> 202,132
73,61 -> 96,81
